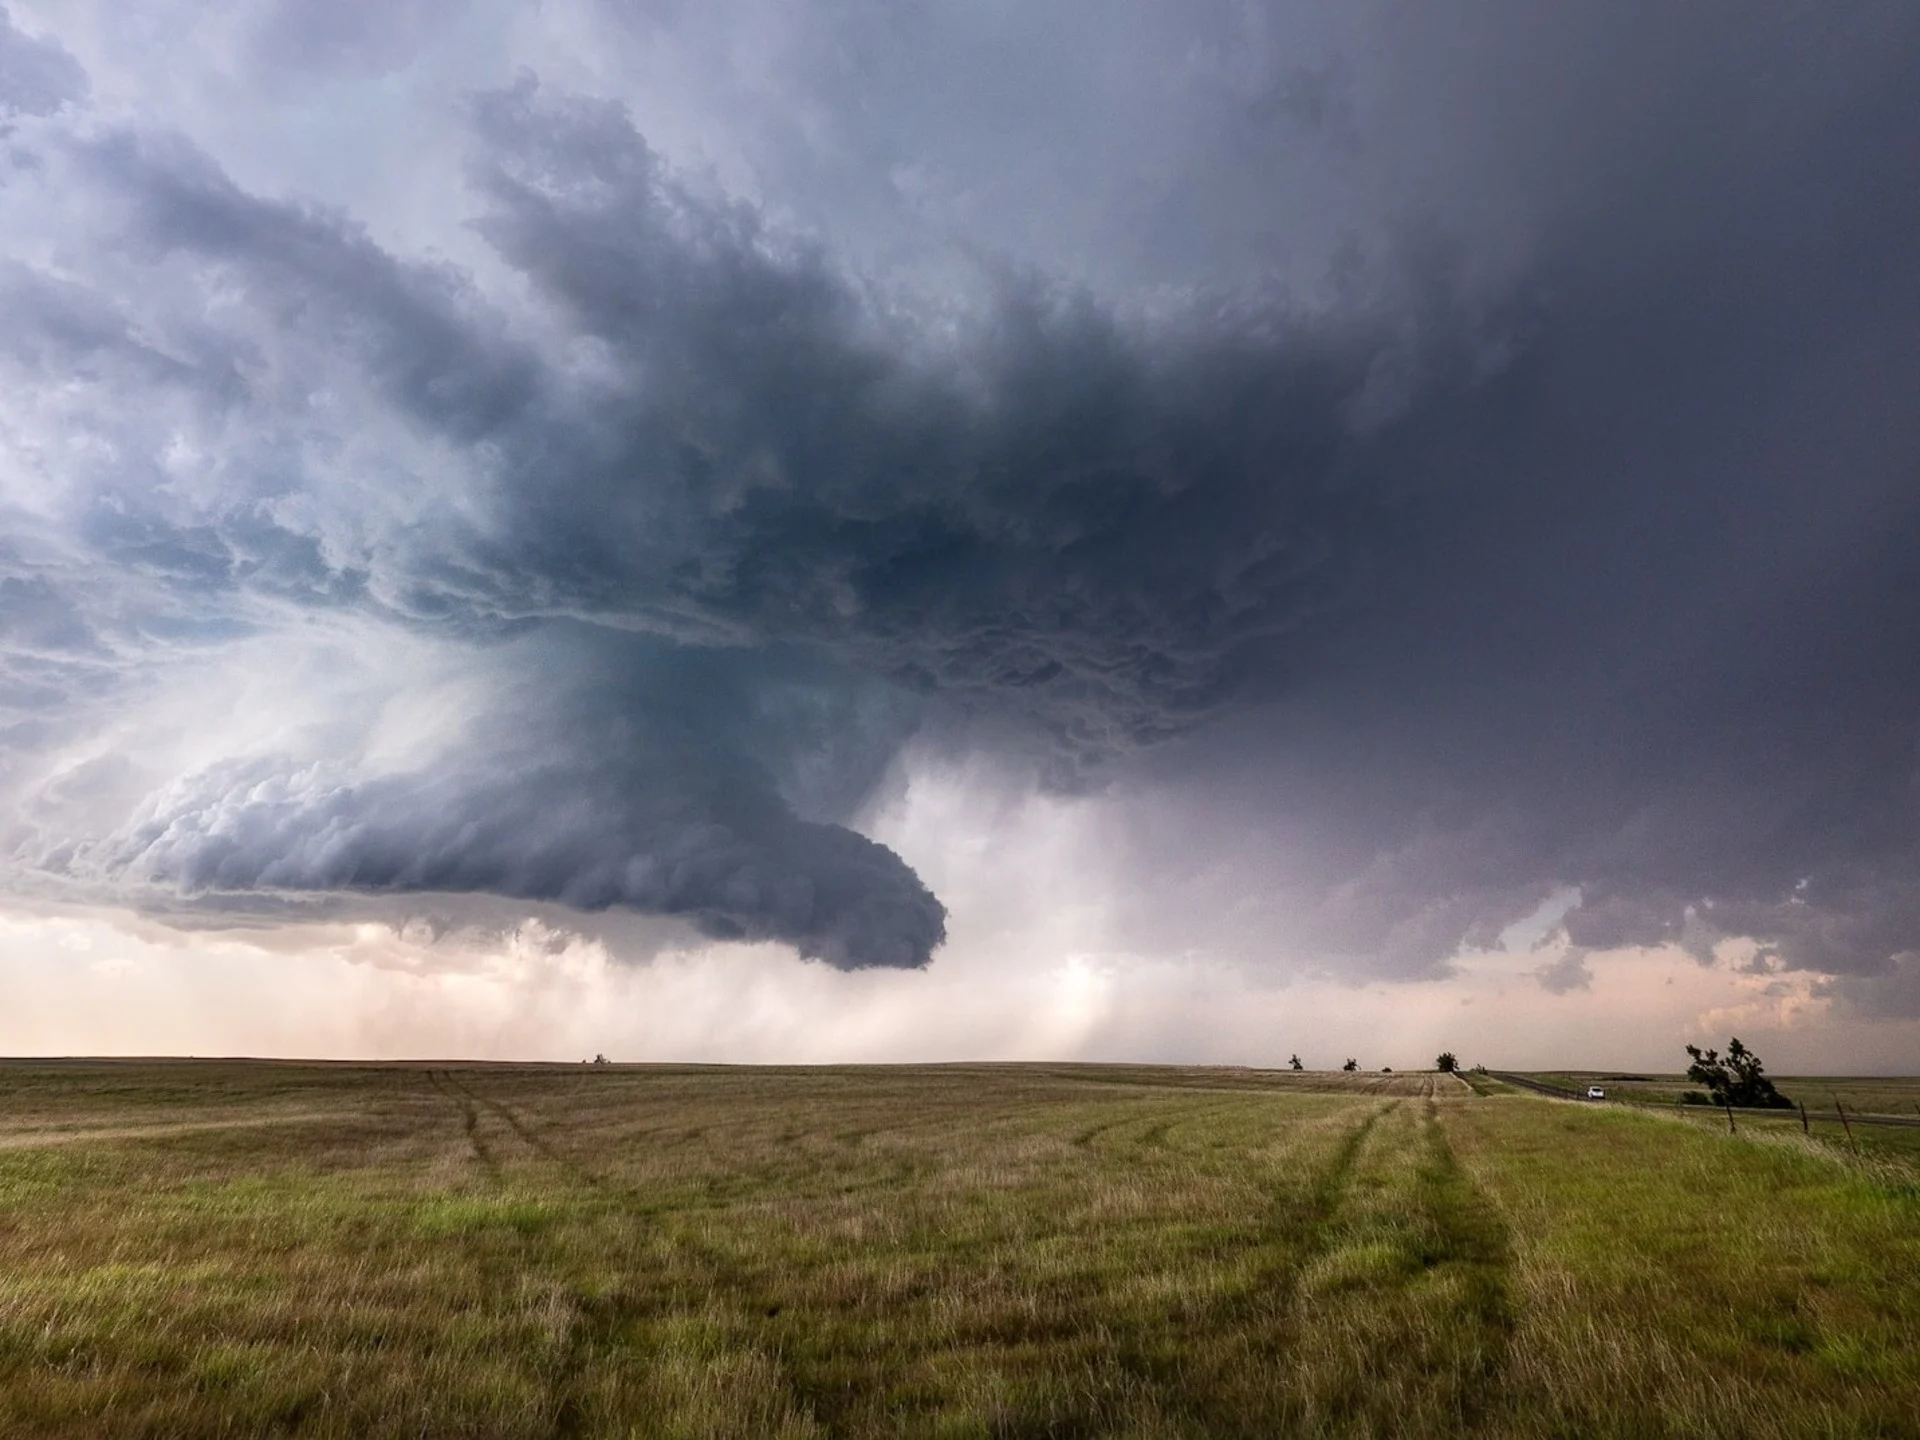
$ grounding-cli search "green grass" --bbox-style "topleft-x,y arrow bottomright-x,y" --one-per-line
1532,1071 -> 1920,1119
0,1061 -> 1914,1436
1521,1070 -> 1920,1167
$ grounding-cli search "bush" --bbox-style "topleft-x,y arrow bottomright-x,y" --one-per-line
1436,1052 -> 1458,1073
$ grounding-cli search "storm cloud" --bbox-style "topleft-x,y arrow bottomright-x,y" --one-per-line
3,1 -> 1919,996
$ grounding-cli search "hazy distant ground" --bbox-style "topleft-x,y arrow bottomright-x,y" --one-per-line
0,1063 -> 1914,1436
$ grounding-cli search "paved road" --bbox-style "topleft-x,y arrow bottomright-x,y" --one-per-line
1489,1072 -> 1586,1101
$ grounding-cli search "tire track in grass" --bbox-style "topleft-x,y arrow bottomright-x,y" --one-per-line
1105,1102 -> 1391,1435
426,1069 -> 500,1179
779,1097 -> 1277,1435
475,1078 -> 1412,1438
1071,1113 -> 1135,1148
426,1073 -> 632,1437
1071,1096 -> 1246,1154
1256,1100 -> 1516,1436
1274,1101 -> 1391,1292
450,1076 -> 605,1189
434,1075 -> 653,1439
1284,1103 -> 1389,1260
1146,1096 -> 1262,1152
447,1075 -> 828,1438
1414,1097 -> 1515,1427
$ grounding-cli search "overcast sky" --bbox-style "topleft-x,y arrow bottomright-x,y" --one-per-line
3,1 -> 1918,1070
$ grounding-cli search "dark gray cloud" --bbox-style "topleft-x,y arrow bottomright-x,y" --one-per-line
0,6 -> 83,118
1,76 -> 1496,972
453,80 -> 1507,764
3,2 -> 1919,993
99,724 -> 943,970
1111,8 -> 1920,979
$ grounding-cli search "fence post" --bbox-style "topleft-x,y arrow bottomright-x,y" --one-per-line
1800,1101 -> 1809,1135
1836,1097 -> 1855,1151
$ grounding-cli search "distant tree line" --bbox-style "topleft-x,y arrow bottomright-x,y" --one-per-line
1276,1053 -> 1464,1073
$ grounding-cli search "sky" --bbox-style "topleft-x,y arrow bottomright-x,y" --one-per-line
2,1 -> 1919,1071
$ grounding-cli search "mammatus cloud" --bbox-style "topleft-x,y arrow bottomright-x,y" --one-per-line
3,2 -> 1920,998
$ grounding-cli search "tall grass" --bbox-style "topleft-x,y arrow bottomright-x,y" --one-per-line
0,1062 -> 1913,1436
1446,1097 -> 1920,1437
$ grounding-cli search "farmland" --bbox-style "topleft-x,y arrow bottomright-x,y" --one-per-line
0,1061 -> 1915,1437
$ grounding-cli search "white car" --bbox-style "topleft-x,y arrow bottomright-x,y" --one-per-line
1586,1085 -> 1607,1100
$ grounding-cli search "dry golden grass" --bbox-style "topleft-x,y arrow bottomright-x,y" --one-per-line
0,1060 -> 1913,1436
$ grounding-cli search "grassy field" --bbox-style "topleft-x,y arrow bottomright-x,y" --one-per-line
1530,1071 -> 1920,1118
1516,1071 -> 1920,1167
0,1062 -> 1915,1437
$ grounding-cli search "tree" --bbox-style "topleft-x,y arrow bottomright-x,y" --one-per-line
1684,1037 -> 1791,1109
1436,1052 -> 1458,1073
1342,1058 -> 1359,1072
1288,1054 -> 1304,1071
